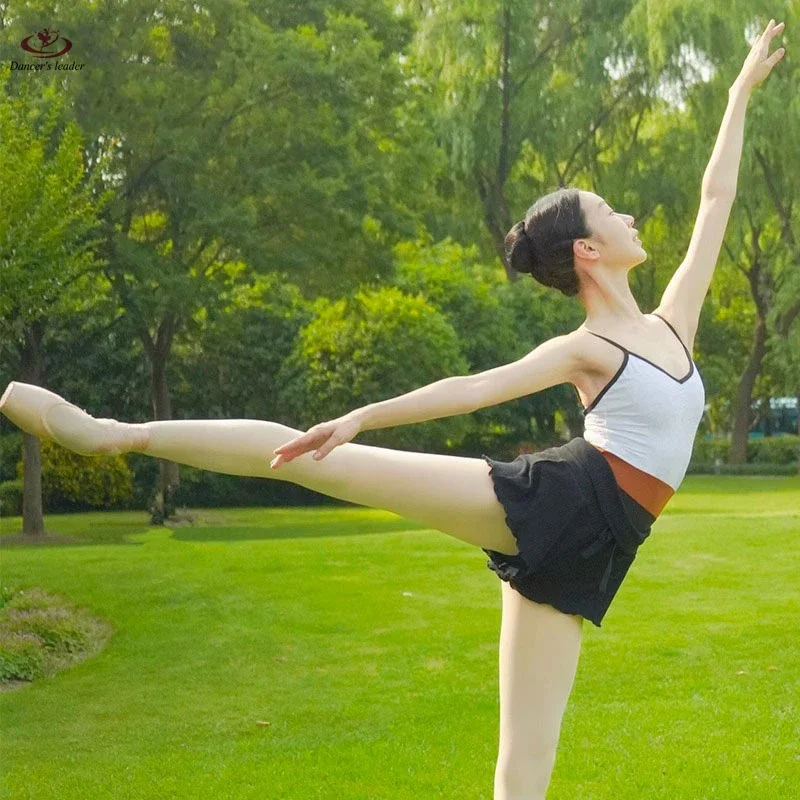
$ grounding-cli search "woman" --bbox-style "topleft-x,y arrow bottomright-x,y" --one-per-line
0,19 -> 784,800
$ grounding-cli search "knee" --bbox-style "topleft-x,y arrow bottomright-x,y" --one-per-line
494,745 -> 557,800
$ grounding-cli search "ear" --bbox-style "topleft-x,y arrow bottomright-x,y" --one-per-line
573,238 -> 599,259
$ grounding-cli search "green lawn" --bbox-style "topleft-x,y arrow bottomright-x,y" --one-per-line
1,475 -> 798,799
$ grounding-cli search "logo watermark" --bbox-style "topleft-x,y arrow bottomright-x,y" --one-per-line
12,26 -> 85,71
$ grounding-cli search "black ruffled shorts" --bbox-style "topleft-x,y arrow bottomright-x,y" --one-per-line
480,436 -> 657,628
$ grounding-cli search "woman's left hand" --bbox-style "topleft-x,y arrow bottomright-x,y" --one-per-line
736,18 -> 786,91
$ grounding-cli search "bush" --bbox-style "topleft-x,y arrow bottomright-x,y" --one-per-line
15,439 -> 135,511
748,435 -> 799,465
0,479 -> 23,516
690,433 -> 799,474
0,431 -> 22,481
0,581 -> 18,611
276,286 -> 473,453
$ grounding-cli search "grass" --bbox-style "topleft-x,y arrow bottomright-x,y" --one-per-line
0,475 -> 798,799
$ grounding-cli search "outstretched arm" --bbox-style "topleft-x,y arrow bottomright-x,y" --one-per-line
271,333 -> 581,466
654,19 -> 785,349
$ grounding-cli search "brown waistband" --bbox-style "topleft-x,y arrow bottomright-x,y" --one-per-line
590,446 -> 674,518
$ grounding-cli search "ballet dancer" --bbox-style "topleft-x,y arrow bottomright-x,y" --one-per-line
0,19 -> 784,800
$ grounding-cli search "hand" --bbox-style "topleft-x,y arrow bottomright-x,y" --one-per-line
270,413 -> 363,469
735,18 -> 786,92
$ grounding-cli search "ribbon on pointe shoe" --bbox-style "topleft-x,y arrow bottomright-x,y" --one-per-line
44,404 -> 146,456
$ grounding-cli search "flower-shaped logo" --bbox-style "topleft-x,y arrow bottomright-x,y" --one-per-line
20,26 -> 72,59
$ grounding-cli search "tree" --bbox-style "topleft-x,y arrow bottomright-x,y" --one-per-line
4,0 -> 441,521
0,66 -> 114,536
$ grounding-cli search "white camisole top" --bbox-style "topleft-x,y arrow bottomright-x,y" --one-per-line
581,313 -> 706,492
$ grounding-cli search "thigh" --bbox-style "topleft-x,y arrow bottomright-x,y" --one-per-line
279,439 -> 520,555
494,582 -> 583,797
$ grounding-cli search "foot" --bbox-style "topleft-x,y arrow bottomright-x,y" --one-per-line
0,381 -> 150,456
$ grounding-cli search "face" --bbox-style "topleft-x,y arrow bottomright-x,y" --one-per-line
577,191 -> 646,269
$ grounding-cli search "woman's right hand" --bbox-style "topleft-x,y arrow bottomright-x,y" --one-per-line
270,413 -> 364,469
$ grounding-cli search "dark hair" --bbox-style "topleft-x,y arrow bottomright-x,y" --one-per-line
504,187 -> 592,297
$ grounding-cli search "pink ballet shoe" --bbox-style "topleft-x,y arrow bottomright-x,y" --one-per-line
0,381 -> 149,456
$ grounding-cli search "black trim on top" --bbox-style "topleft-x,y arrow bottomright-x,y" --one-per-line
651,312 -> 691,356
583,322 -> 694,384
579,314 -> 696,415
581,351 -> 629,416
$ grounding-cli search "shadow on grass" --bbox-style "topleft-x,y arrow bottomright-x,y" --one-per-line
0,506 -> 425,548
170,516 -> 423,544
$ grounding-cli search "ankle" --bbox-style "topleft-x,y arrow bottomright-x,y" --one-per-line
120,421 -> 151,454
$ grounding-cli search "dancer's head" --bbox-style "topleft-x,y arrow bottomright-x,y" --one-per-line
505,187 -> 645,297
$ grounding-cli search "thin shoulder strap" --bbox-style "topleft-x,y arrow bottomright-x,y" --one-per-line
651,313 -> 690,354
583,329 -> 627,353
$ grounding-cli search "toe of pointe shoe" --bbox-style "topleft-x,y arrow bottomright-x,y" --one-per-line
0,381 -> 70,441
1,381 -> 147,456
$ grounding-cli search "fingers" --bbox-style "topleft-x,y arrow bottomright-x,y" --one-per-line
270,434 -> 315,469
768,44 -> 786,66
770,21 -> 785,42
271,425 -> 336,469
274,427 -> 325,455
756,19 -> 782,47
763,19 -> 784,42
312,438 -> 339,461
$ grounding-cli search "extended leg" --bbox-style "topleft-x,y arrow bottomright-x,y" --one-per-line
493,582 -> 583,800
134,417 -> 520,553
0,382 -> 521,555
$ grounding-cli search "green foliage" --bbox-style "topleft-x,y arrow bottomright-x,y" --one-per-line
171,272 -> 316,422
2,606 -> 88,655
690,434 -> 799,471
0,480 -> 23,517
0,587 -> 104,684
0,431 -> 22,481
390,237 -> 519,373
15,440 -> 134,511
276,285 -> 474,450
0,581 -> 17,611
0,632 -> 46,682
0,65 -> 114,348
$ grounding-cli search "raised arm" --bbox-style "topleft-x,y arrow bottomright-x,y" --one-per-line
654,19 -> 785,350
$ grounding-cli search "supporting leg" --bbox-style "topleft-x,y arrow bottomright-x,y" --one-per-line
493,582 -> 583,800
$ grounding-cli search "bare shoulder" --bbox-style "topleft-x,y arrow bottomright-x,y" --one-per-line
562,327 -> 607,383
650,304 -> 697,352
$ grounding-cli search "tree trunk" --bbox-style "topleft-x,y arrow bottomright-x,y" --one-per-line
18,320 -> 46,537
144,313 -> 180,525
729,315 -> 767,464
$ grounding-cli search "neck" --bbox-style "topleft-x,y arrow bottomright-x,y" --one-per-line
578,266 -> 644,327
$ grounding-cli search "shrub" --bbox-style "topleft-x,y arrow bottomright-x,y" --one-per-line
0,431 -> 22,481
15,439 -> 134,510
690,433 -> 799,474
276,286 -> 473,453
0,479 -> 23,516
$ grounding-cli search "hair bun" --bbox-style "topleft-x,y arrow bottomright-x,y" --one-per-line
505,220 -> 537,275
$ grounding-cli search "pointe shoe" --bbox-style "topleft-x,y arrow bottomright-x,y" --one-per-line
0,381 -> 149,456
